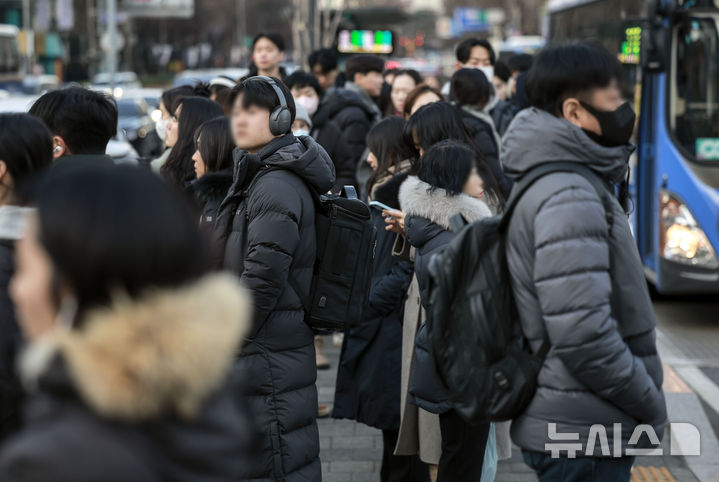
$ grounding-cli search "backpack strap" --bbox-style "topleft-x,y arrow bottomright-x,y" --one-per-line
503,162 -> 618,360
500,162 -> 614,231
242,165 -> 324,314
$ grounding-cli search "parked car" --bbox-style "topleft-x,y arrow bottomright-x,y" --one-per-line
172,68 -> 248,87
116,97 -> 162,159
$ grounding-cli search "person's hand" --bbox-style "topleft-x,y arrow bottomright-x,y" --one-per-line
383,209 -> 405,235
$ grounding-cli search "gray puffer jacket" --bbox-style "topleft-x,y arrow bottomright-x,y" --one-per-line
502,108 -> 667,456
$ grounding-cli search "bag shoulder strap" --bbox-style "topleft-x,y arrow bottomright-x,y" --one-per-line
500,162 -> 614,231
502,162 -> 617,360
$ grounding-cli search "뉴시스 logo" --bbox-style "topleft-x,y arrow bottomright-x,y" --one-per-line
546,423 -> 701,458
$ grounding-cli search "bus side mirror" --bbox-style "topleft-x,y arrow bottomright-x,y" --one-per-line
642,21 -> 669,72
642,0 -> 683,72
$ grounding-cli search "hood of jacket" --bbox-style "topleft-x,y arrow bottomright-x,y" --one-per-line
232,134 -> 336,196
265,135 -> 336,194
502,107 -> 634,183
191,169 -> 234,205
21,274 -> 251,422
400,176 -> 492,248
314,87 -> 376,126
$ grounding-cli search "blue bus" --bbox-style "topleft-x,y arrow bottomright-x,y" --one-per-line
548,0 -> 719,294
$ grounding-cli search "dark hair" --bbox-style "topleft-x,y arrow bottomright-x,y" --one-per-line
29,87 -> 117,155
456,38 -> 496,66
392,69 -> 422,86
161,97 -> 224,187
416,140 -> 476,196
0,114 -> 53,202
508,53 -> 534,73
494,61 -> 511,83
284,70 -> 323,97
228,76 -> 296,132
194,117 -> 234,173
527,41 -> 623,115
451,68 -> 492,108
346,55 -> 385,82
383,67 -> 400,79
35,163 -> 210,323
210,84 -> 233,114
402,84 -> 444,118
161,83 -> 210,113
308,48 -> 338,74
403,102 -> 502,202
252,32 -> 285,52
366,117 -> 410,194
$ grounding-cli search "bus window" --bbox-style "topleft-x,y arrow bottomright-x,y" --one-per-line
671,18 -> 719,161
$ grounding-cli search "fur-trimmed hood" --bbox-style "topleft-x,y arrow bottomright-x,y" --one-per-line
21,274 -> 250,421
399,176 -> 492,230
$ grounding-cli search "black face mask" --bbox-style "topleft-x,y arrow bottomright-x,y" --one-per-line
579,101 -> 636,147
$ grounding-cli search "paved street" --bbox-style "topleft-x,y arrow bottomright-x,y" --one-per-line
317,296 -> 719,481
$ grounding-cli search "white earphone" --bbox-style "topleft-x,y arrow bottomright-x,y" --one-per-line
53,146 -> 62,153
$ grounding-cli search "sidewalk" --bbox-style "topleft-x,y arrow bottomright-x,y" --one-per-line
317,338 -> 702,481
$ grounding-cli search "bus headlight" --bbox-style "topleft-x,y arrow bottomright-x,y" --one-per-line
660,191 -> 719,269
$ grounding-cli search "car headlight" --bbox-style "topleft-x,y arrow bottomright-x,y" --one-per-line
150,109 -> 162,123
660,190 -> 719,269
113,87 -> 124,98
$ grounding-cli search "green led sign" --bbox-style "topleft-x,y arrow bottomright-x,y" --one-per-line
619,26 -> 642,64
338,30 -> 393,54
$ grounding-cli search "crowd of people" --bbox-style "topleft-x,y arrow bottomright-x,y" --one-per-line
0,29 -> 667,482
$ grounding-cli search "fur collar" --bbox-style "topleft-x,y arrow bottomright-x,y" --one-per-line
192,170 -> 234,205
399,176 -> 492,230
21,274 -> 250,421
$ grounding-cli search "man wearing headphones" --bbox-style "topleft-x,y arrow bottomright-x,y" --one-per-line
218,76 -> 335,481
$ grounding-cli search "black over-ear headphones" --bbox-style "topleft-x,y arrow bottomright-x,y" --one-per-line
243,75 -> 292,136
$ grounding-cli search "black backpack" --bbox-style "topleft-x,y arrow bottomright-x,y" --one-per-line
425,162 -> 614,423
243,168 -> 376,332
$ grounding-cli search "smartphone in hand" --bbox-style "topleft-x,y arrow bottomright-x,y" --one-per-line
369,200 -> 394,212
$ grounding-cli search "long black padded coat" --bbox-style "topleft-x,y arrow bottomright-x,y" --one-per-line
217,134 -> 335,481
332,171 -> 412,430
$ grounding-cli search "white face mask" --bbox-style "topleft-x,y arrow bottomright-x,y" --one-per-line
293,129 -> 310,137
295,95 -> 319,116
478,65 -> 495,83
155,118 -> 170,142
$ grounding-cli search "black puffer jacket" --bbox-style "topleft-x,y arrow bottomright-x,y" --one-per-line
191,170 -> 233,268
490,99 -> 519,137
333,171 -> 412,430
0,239 -> 21,444
399,176 -> 493,415
314,88 -> 377,187
218,134 -> 335,481
0,275 -> 254,482
311,116 -> 354,192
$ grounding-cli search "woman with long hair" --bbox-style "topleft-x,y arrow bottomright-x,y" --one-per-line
399,140 -> 494,482
151,82 -> 210,172
0,163 -> 253,480
384,101 -> 505,238
404,101 -> 507,204
161,97 -> 224,189
190,117 -> 235,267
333,117 -> 429,482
